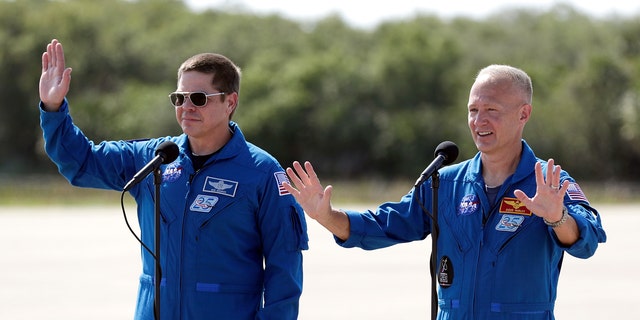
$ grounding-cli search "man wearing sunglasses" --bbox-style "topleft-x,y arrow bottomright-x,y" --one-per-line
38,39 -> 308,320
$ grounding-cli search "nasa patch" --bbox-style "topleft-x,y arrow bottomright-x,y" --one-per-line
162,163 -> 183,183
458,194 -> 480,216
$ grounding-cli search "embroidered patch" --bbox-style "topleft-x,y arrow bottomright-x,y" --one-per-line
495,214 -> 525,232
190,194 -> 219,213
162,163 -> 183,183
203,177 -> 238,197
458,194 -> 480,216
567,182 -> 589,202
274,171 -> 291,196
437,256 -> 454,288
499,197 -> 532,216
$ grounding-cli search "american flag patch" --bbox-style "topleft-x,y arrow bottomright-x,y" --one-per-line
274,171 -> 291,196
566,182 -> 588,202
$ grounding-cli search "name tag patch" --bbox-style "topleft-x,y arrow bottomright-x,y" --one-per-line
499,197 -> 532,216
203,176 -> 238,197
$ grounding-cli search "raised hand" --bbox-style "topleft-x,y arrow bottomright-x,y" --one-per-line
514,159 -> 568,222
514,159 -> 579,245
284,161 -> 351,240
284,161 -> 333,221
39,39 -> 72,111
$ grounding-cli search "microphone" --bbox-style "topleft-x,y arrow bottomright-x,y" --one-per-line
414,141 -> 459,187
123,141 -> 179,191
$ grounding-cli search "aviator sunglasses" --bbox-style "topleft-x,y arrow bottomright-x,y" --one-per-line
169,91 -> 226,107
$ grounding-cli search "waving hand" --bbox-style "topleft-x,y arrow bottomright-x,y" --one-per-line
514,159 -> 579,245
39,39 -> 72,111
284,161 -> 350,240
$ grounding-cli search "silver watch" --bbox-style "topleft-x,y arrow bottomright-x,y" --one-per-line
544,206 -> 569,228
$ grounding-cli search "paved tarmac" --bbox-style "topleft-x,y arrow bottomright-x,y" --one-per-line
0,204 -> 637,319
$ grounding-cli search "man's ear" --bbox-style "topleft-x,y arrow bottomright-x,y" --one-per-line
520,104 -> 532,121
226,92 -> 238,112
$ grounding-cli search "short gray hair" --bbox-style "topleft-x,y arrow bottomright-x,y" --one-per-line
476,65 -> 533,105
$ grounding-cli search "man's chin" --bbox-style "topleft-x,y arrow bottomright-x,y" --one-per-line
474,143 -> 493,154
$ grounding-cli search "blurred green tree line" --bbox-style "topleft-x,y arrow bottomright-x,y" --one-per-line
1,0 -> 639,182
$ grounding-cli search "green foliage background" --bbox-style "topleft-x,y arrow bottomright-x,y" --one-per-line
2,0 -> 640,183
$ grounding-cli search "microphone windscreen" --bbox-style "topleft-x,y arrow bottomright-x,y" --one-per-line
435,141 -> 459,166
155,141 -> 179,164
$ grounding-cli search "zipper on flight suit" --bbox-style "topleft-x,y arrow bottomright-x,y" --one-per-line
180,160 -> 201,317
180,156 -> 217,316
473,183 -> 505,316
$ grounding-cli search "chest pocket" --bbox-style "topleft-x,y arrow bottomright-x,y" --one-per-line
485,209 -> 539,255
188,185 -> 252,229
438,200 -> 474,255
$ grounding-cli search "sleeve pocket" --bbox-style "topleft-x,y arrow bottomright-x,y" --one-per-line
288,205 -> 309,251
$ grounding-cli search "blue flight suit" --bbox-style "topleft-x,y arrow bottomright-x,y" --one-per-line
339,140 -> 606,319
40,100 -> 308,319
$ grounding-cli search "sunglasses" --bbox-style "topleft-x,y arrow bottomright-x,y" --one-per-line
169,91 -> 226,107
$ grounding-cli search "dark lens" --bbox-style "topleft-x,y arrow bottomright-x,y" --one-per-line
190,92 -> 208,106
170,93 -> 185,106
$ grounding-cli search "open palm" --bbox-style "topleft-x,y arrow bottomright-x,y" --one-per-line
283,161 -> 333,222
39,39 -> 72,111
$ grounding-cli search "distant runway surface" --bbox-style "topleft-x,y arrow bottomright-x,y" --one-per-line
0,204 -> 637,319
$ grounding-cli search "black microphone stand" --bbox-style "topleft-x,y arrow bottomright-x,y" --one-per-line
430,172 -> 440,320
153,167 -> 162,320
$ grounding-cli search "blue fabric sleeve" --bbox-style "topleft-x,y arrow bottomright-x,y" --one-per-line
337,192 -> 429,250
256,165 -> 308,320
550,203 -> 607,259
39,99 -> 139,191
